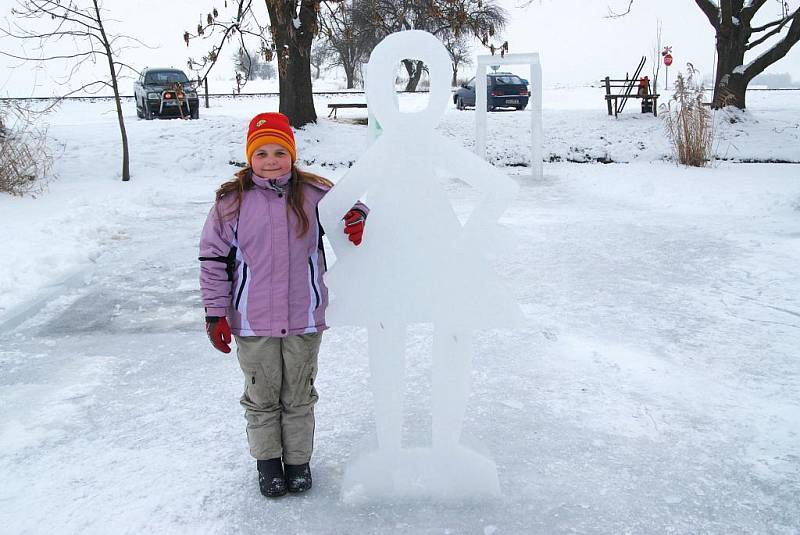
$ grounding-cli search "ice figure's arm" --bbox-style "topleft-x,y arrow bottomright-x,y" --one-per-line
318,142 -> 384,254
433,136 -> 519,251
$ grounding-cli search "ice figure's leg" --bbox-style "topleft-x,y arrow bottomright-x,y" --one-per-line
432,328 -> 474,450
367,324 -> 406,453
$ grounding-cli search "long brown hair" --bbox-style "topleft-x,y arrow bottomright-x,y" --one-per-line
215,165 -> 334,237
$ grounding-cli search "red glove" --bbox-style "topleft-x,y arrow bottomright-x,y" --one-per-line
343,209 -> 366,246
206,316 -> 232,353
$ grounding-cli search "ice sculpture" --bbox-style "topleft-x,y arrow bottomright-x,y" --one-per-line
318,30 -> 524,501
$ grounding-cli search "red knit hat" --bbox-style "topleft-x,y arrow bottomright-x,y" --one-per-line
246,112 -> 296,164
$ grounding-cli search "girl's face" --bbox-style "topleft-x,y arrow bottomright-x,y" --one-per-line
251,142 -> 292,179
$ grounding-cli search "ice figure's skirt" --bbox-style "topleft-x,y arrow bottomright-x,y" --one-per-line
340,445 -> 500,503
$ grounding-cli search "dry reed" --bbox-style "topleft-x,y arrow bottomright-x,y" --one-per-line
660,64 -> 714,167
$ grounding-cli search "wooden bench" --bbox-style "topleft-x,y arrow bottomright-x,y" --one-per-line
603,76 -> 660,117
327,103 -> 367,118
602,56 -> 660,118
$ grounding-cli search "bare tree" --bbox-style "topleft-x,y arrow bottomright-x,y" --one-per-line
2,0 -> 143,181
260,60 -> 277,80
608,0 -> 800,109
650,19 -> 662,95
442,32 -> 473,87
185,0 -> 323,127
233,45 -> 276,83
233,46 -> 259,84
353,0 -> 508,91
310,39 -> 335,80
319,0 -> 375,88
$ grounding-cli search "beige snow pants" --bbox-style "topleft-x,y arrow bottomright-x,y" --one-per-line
234,333 -> 321,464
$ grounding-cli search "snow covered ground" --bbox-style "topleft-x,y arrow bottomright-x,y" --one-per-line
1,90 -> 799,534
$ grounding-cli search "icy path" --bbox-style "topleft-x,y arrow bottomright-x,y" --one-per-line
1,162 -> 799,534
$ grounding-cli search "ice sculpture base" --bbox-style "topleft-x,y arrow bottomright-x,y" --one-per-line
341,444 -> 500,503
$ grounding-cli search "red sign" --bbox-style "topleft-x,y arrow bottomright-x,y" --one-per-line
663,53 -> 673,67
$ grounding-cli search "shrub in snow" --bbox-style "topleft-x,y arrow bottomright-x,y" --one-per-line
659,64 -> 714,167
0,104 -> 53,197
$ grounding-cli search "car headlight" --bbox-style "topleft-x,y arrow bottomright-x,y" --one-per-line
187,91 -> 197,98
147,92 -> 160,99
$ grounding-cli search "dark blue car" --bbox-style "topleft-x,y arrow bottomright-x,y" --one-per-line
454,72 -> 530,111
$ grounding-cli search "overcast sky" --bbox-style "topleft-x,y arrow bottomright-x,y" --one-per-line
1,0 -> 798,96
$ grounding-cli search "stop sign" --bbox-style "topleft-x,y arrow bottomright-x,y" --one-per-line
664,53 -> 673,67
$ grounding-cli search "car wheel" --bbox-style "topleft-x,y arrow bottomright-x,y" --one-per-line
456,97 -> 464,110
516,105 -> 527,111
190,106 -> 199,120
136,99 -> 144,119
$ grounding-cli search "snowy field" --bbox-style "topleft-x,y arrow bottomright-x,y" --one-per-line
1,90 -> 799,534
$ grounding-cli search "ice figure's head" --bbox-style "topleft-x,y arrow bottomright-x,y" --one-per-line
366,30 -> 451,132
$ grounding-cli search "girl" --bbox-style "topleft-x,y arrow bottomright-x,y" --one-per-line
199,112 -> 367,498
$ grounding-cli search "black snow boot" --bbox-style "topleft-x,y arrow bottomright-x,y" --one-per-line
257,458 -> 287,498
284,462 -> 312,493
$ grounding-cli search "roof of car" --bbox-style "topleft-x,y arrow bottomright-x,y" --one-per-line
144,68 -> 186,73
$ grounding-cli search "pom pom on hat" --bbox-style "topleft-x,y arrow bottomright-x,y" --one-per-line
246,112 -> 296,164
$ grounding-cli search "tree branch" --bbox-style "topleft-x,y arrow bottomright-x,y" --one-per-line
604,0 -> 634,19
185,0 -> 262,85
740,0 -> 768,24
112,61 -> 141,78
747,8 -> 798,49
0,49 -> 101,61
695,0 -> 721,30
743,9 -> 800,79
0,28 -> 94,41
27,0 -> 102,27
23,0 -> 103,31
752,10 -> 796,32
106,33 -> 158,50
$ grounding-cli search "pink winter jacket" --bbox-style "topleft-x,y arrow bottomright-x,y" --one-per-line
199,171 -> 366,337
